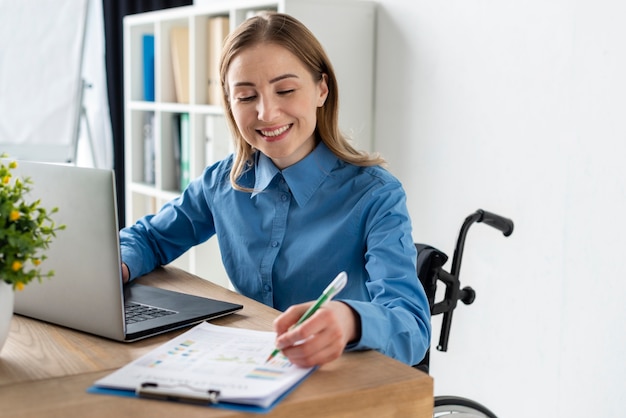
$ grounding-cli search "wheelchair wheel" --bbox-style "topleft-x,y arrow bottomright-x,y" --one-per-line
433,396 -> 498,418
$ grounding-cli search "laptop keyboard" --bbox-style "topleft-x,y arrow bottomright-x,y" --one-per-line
124,302 -> 177,324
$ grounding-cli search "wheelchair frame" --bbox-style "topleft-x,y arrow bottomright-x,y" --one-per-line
415,209 -> 514,418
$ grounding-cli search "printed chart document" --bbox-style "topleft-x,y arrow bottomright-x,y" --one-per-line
91,322 -> 314,410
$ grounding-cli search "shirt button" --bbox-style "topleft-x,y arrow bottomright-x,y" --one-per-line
281,194 -> 288,201
271,241 -> 279,247
263,284 -> 272,292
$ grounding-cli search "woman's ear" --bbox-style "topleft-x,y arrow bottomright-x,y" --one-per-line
317,73 -> 329,107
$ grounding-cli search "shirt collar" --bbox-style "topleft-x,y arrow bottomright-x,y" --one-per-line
252,152 -> 280,195
252,142 -> 338,207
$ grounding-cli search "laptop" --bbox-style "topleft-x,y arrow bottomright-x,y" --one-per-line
12,160 -> 242,342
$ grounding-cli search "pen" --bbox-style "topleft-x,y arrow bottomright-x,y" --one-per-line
265,271 -> 348,363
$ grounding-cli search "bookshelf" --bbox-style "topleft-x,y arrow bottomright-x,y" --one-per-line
123,0 -> 376,287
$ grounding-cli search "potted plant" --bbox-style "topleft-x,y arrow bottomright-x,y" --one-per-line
0,156 -> 64,352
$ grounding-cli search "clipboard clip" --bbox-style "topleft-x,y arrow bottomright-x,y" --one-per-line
136,382 -> 221,405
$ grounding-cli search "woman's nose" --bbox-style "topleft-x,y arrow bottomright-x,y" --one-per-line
257,95 -> 279,121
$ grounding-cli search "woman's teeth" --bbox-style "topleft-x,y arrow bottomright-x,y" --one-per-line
260,125 -> 290,137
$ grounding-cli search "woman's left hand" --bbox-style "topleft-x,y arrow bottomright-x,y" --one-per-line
272,301 -> 358,368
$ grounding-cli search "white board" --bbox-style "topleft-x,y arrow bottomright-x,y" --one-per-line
0,0 -> 88,162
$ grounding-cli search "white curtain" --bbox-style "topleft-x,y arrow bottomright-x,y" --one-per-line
76,0 -> 113,169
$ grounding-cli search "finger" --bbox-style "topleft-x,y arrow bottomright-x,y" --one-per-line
280,310 -> 343,361
281,324 -> 344,367
273,302 -> 313,335
275,308 -> 330,349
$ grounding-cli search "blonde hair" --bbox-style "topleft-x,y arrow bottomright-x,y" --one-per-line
219,12 -> 385,191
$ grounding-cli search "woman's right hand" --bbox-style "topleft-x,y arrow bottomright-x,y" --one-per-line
121,263 -> 130,283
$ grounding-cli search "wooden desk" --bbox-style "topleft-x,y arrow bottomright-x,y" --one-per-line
0,267 -> 433,417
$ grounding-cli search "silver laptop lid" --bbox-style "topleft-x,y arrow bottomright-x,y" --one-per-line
12,161 -> 126,341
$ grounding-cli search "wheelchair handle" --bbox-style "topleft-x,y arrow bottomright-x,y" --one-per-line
436,209 -> 514,353
451,209 -> 514,278
476,209 -> 514,237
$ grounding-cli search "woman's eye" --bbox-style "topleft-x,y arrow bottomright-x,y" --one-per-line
237,95 -> 256,103
277,89 -> 295,96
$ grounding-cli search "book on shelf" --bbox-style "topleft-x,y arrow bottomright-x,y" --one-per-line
207,16 -> 229,105
143,112 -> 155,184
172,113 -> 181,189
205,114 -> 231,166
179,112 -> 191,191
89,322 -> 314,412
142,34 -> 155,101
170,26 -> 190,104
145,196 -> 157,216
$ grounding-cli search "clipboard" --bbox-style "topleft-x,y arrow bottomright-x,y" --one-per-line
87,322 -> 316,413
87,369 -> 314,414
136,381 -> 221,404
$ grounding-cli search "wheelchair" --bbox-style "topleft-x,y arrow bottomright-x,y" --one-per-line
414,209 -> 514,418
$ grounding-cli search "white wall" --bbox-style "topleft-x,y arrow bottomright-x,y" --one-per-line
374,0 -> 626,416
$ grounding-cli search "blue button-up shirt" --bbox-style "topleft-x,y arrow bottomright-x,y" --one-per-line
120,142 -> 430,365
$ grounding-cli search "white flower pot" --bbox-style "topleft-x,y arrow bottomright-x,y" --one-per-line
0,281 -> 14,354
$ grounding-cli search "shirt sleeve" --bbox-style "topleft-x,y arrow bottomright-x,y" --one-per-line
341,179 -> 431,366
120,168 -> 217,281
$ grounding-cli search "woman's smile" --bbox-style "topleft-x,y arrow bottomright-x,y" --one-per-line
258,124 -> 293,141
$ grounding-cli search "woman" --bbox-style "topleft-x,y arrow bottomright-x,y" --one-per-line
120,12 -> 430,368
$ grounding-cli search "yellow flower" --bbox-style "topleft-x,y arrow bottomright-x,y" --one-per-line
9,161 -> 17,169
2,175 -> 9,184
11,260 -> 22,272
33,259 -> 42,266
15,282 -> 25,291
9,210 -> 20,221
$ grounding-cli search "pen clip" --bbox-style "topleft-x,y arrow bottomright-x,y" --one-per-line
136,381 -> 221,405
